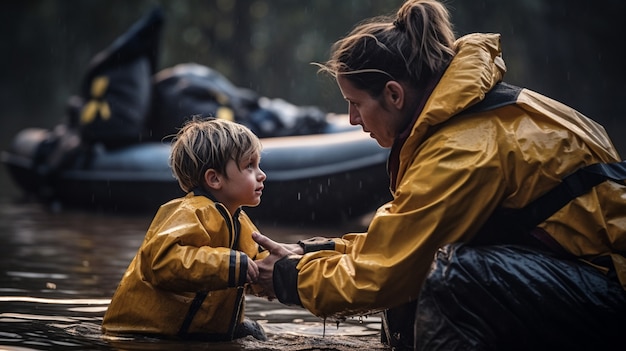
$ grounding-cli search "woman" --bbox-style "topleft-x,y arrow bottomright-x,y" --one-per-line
253,0 -> 626,349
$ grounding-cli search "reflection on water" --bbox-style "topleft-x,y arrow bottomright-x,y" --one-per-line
0,198 -> 389,350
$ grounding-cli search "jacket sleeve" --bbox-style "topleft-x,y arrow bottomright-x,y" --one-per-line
137,205 -> 248,292
273,255 -> 303,306
327,205 -> 393,254
293,127 -> 508,317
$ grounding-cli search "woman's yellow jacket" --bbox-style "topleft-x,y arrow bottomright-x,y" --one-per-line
102,191 -> 266,339
288,33 -> 626,318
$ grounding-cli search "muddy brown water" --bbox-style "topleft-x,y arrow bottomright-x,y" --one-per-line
0,197 -> 390,350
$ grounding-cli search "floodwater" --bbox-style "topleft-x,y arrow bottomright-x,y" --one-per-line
0,197 -> 390,351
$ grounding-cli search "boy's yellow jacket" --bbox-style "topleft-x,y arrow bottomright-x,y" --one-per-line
102,191 -> 266,339
288,33 -> 626,317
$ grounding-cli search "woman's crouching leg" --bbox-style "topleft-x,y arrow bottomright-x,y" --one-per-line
414,243 -> 626,351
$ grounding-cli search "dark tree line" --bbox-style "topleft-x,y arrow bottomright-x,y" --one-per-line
1,0 -> 624,159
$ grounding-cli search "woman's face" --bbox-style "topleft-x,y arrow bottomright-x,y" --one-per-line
337,75 -> 406,148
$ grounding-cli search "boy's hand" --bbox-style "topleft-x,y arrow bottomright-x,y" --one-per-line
246,256 -> 259,284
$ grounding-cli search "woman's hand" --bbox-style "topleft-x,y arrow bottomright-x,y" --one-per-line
252,232 -> 297,299
281,243 -> 304,255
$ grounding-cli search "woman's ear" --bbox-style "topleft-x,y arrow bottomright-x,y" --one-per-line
204,168 -> 222,190
384,81 -> 405,110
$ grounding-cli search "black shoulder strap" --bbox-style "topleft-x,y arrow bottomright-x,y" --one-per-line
467,84 -> 625,243
461,82 -> 522,115
515,161 -> 626,232
476,161 -> 626,246
505,161 -> 626,235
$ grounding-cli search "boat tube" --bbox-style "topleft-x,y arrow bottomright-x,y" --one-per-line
2,115 -> 391,222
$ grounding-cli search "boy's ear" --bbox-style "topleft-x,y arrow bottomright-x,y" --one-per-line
384,81 -> 405,109
204,169 -> 222,190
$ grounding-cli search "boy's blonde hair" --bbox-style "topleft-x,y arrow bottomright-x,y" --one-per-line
169,117 -> 262,192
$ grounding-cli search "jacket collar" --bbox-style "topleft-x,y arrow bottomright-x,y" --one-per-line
390,33 -> 505,189
388,67 -> 447,192
190,187 -> 242,218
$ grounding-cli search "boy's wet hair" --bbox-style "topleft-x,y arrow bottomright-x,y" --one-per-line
169,116 -> 262,192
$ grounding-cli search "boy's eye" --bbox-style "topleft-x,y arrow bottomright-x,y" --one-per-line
243,155 -> 260,170
246,160 -> 258,170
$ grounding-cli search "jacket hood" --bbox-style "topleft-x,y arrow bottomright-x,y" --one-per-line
398,33 -> 506,180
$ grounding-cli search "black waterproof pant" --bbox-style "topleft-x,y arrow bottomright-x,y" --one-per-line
414,244 -> 626,350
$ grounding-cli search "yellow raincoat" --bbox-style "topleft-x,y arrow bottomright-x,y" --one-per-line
102,190 -> 266,340
289,33 -> 626,318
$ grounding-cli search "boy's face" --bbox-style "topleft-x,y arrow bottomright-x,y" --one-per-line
217,152 -> 265,214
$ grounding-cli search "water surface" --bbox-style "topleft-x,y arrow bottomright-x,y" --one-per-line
0,198 -> 389,350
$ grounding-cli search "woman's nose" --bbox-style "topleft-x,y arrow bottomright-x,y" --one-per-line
348,105 -> 360,125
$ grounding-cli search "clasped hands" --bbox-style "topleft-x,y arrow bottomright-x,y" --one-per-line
245,232 -> 303,300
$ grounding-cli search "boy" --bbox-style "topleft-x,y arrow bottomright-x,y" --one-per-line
102,117 -> 268,341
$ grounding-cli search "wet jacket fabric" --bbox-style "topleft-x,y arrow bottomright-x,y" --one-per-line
276,33 -> 626,318
102,190 -> 266,340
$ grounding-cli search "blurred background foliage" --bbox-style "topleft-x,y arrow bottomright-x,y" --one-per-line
1,0 -> 625,197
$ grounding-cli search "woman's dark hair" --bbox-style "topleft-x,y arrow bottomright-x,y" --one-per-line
317,0 -> 456,97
